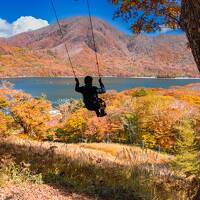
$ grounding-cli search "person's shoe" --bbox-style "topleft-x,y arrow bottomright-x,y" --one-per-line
99,110 -> 107,117
96,109 -> 101,117
101,113 -> 107,117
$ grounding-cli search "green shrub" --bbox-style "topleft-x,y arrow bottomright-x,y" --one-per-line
132,88 -> 149,97
122,113 -> 140,144
47,49 -> 55,57
173,120 -> 198,176
0,157 -> 43,185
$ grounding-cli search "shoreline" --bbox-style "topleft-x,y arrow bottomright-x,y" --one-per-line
1,76 -> 200,80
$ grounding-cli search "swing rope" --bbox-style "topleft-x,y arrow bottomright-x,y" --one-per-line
86,0 -> 101,78
50,0 -> 76,77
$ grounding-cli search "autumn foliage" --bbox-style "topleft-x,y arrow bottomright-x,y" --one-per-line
1,82 -> 200,153
111,0 -> 180,34
0,82 -> 52,139
0,82 -> 199,197
49,84 -> 200,156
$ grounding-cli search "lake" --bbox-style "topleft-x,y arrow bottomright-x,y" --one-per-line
1,77 -> 200,105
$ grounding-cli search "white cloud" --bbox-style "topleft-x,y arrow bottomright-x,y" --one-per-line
0,18 -> 12,37
0,16 -> 49,38
159,25 -> 172,34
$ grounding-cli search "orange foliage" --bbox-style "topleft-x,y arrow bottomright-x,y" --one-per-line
85,116 -> 112,140
10,98 -> 51,137
57,84 -> 200,150
0,81 -> 199,152
0,82 -> 52,138
0,112 -> 12,135
112,0 -> 180,33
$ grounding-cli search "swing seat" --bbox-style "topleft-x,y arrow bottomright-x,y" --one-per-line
85,98 -> 106,110
85,98 -> 106,117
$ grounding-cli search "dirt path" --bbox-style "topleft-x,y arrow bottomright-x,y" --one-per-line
0,183 -> 94,200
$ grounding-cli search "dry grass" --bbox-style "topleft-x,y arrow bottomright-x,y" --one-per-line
0,136 -> 190,200
1,137 -> 171,169
78,143 -> 172,164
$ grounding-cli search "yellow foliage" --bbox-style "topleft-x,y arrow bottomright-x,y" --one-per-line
0,112 -> 12,135
134,95 -> 190,148
64,109 -> 87,134
180,95 -> 200,106
11,97 -> 52,138
140,132 -> 156,149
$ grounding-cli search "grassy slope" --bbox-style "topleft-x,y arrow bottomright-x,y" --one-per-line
1,136 -> 171,167
0,136 -> 188,200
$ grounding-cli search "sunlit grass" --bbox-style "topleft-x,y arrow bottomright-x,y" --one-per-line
77,142 -> 172,164
0,136 -> 193,199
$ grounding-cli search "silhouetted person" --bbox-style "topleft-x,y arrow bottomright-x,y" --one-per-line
75,76 -> 106,117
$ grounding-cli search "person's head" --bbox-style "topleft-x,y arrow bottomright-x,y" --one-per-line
84,76 -> 93,86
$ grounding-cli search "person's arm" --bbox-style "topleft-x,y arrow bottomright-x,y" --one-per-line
75,78 -> 82,92
97,78 -> 106,94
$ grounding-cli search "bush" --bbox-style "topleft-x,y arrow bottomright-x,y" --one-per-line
122,113 -> 140,144
173,120 -> 198,176
59,99 -> 84,121
0,112 -> 12,136
132,88 -> 149,97
47,49 -> 55,57
59,109 -> 87,143
10,97 -> 52,138
0,155 -> 43,185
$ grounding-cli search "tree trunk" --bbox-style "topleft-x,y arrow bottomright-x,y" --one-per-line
181,3 -> 200,196
181,2 -> 200,198
180,0 -> 200,73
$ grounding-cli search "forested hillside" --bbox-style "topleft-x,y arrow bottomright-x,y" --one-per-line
0,17 -> 198,77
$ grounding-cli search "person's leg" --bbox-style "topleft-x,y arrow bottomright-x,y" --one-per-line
98,98 -> 106,108
85,99 -> 106,117
99,108 -> 107,117
95,109 -> 101,117
98,98 -> 107,117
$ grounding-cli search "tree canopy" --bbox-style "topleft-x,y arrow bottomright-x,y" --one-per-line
112,0 -> 181,33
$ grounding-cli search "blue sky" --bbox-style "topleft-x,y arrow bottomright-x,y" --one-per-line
0,0 -> 117,24
0,0 -> 181,37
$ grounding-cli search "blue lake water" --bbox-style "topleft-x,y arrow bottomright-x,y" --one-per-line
1,77 -> 200,104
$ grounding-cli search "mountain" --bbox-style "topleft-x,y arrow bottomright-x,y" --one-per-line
0,16 -> 198,77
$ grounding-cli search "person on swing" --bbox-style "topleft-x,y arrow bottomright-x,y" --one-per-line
75,76 -> 107,117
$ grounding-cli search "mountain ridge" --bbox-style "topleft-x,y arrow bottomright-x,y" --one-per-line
0,16 -> 198,77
